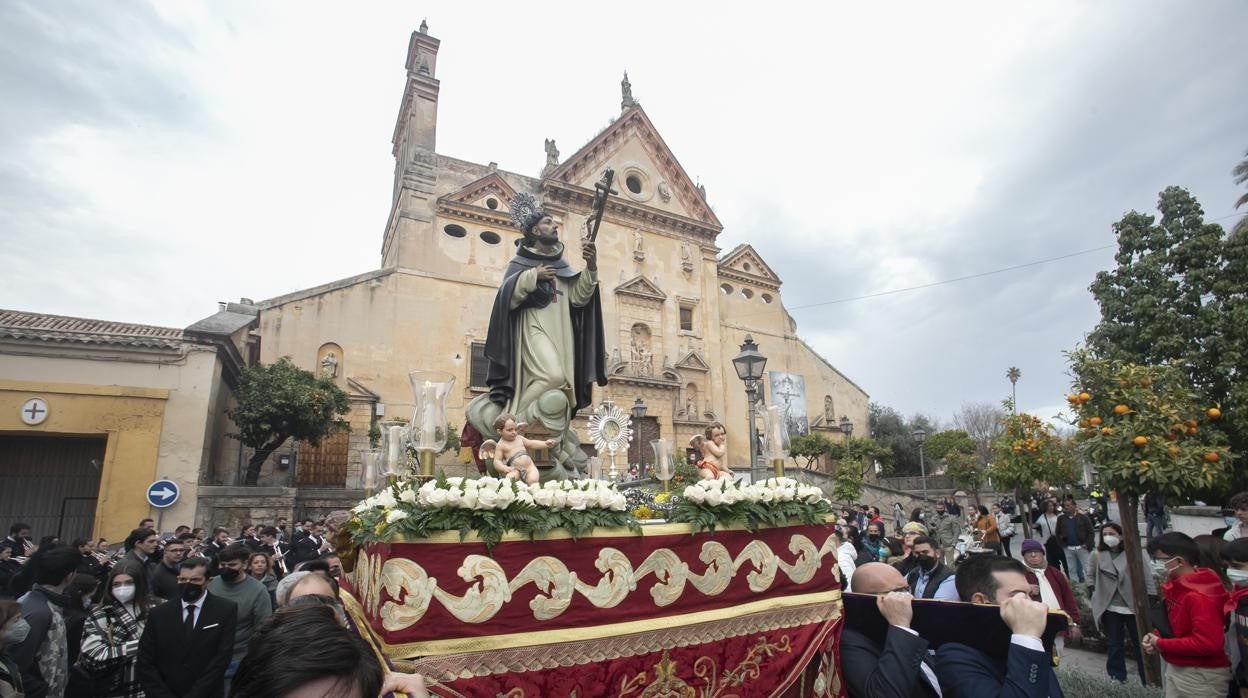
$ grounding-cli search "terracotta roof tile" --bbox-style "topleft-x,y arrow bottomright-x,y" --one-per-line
0,309 -> 185,350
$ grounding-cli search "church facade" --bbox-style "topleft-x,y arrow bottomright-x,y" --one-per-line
255,25 -> 869,482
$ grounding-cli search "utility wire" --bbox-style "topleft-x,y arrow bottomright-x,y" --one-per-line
788,245 -> 1115,310
786,209 -> 1246,311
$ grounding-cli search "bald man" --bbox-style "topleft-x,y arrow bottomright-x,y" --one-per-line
841,563 -> 943,698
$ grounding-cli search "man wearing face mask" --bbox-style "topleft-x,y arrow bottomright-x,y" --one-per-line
8,545 -> 80,698
1142,532 -> 1230,696
137,556 -> 237,697
206,543 -> 273,689
906,536 -> 958,600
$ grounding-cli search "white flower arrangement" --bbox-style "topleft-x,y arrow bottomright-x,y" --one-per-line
670,476 -> 833,533
680,477 -> 825,507
348,475 -> 633,549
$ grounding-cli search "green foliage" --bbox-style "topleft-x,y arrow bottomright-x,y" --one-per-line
672,452 -> 699,486
228,357 -> 350,484
789,433 -> 833,469
229,357 -> 350,449
1066,350 -> 1232,498
923,430 -> 977,461
943,451 -> 986,492
989,412 -> 1077,493
869,403 -> 935,475
826,436 -> 890,502
1087,186 -> 1248,498
1054,668 -> 1161,698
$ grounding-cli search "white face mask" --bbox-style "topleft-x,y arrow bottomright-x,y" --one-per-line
113,583 -> 136,604
1,618 -> 30,645
1228,569 -> 1248,587
1102,535 -> 1121,548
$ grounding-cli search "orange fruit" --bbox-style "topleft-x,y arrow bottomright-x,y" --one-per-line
1067,394 -> 1080,404
1132,436 -> 1148,447
1208,408 -> 1222,420
1114,404 -> 1130,415
1186,427 -> 1198,436
1184,419 -> 1198,428
1078,392 -> 1092,403
1205,452 -> 1220,463
1101,427 -> 1113,435
1138,377 -> 1152,387
1090,417 -> 1103,426
1168,446 -> 1180,456
1079,419 -> 1091,428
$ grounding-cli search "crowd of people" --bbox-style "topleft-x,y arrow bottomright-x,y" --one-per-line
0,517 -> 428,698
834,489 -> 1248,697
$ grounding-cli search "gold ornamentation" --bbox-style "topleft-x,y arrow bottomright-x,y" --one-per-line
364,533 -> 836,632
637,650 -> 695,697
617,636 -> 794,698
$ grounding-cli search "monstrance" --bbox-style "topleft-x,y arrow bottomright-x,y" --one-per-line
587,400 -> 632,482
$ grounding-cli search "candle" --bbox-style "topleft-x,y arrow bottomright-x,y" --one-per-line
388,425 -> 403,474
420,380 -> 437,449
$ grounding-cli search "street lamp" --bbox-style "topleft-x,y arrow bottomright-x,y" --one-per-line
838,416 -> 854,476
732,335 -> 767,482
631,398 -> 647,476
912,426 -> 928,503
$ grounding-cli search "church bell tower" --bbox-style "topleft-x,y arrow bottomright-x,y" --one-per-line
381,20 -> 440,267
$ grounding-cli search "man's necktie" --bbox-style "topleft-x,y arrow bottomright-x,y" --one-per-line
184,604 -> 197,637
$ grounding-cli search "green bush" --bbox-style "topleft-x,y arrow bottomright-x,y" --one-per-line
1055,668 -> 1161,698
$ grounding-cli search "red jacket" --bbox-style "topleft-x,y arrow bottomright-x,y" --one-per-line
1155,568 -> 1230,667
1024,565 -> 1080,625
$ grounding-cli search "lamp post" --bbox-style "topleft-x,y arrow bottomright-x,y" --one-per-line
732,335 -> 767,482
631,397 -> 647,477
838,415 -> 854,476
912,426 -> 928,503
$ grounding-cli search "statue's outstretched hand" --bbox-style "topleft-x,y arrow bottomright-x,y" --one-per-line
582,241 -> 597,271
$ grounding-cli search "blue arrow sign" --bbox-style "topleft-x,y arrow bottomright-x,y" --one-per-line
146,480 -> 180,509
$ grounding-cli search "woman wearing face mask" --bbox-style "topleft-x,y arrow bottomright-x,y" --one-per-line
1223,537 -> 1248,695
0,599 -> 28,697
1089,523 -> 1149,685
76,560 -> 156,697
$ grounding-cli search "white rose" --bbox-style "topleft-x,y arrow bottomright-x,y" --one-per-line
705,489 -> 723,506
399,488 -> 417,503
385,509 -> 409,523
478,476 -> 500,489
495,486 -> 516,507
682,486 -> 706,504
517,490 -> 535,506
544,481 -> 561,491
375,490 -> 398,509
445,487 -> 463,507
552,490 -> 568,508
610,494 -> 627,511
446,477 -> 464,487
721,489 -> 740,505
533,488 -> 555,507
461,488 -> 479,509
477,488 -> 500,509
425,489 -> 449,507
805,492 -> 823,504
566,490 -> 588,510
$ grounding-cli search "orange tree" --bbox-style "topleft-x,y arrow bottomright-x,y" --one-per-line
1066,348 -> 1233,686
988,412 -> 1078,538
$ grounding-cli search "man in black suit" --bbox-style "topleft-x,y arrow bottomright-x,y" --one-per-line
137,556 -> 238,697
841,562 -> 943,698
934,556 -> 1064,698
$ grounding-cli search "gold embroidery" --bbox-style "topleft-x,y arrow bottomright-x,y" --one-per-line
617,636 -> 795,698
637,651 -> 695,697
364,532 -> 838,631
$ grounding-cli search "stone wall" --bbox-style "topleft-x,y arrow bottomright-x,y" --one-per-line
196,485 -> 374,530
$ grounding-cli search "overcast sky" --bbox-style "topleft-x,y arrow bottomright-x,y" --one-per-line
2,1 -> 1246,426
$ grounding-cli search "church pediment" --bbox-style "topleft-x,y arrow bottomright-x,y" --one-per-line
614,275 -> 667,302
548,107 -> 720,228
441,172 -> 518,211
717,244 -> 781,288
674,351 -> 711,372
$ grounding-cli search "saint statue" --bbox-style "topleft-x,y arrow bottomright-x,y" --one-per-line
320,351 -> 338,378
464,193 -> 607,479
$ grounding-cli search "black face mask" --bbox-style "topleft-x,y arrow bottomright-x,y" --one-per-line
917,555 -> 938,572
866,534 -> 880,542
179,582 -> 205,602
278,525 -> 286,530
219,567 -> 242,582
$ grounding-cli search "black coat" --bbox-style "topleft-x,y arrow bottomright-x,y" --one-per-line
137,592 -> 237,698
841,626 -> 939,698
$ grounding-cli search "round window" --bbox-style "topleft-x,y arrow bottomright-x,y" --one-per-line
443,224 -> 467,238
486,198 -> 499,210
626,175 -> 643,194
743,262 -> 752,272
479,231 -> 501,245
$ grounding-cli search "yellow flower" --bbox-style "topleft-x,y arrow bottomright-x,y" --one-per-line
654,492 -> 671,504
632,505 -> 653,519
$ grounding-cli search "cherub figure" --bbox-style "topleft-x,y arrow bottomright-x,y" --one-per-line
695,422 -> 731,481
478,413 -> 553,485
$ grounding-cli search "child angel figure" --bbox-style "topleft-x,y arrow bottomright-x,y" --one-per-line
477,413 -> 553,486
691,422 -> 731,481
